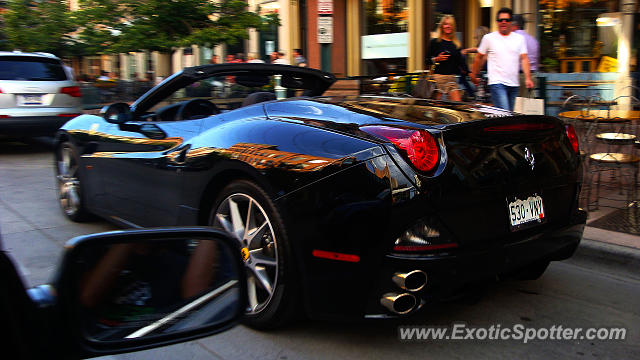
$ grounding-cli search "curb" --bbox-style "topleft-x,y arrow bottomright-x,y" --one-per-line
569,237 -> 640,278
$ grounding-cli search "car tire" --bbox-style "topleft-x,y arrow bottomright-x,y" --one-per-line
55,141 -> 91,222
209,179 -> 299,329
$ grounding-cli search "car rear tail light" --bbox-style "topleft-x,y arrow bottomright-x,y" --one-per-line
483,123 -> 555,132
60,86 -> 82,97
57,113 -> 81,118
565,124 -> 579,153
393,218 -> 458,253
362,126 -> 440,172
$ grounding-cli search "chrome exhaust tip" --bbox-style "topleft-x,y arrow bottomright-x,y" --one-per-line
380,292 -> 417,315
392,270 -> 427,292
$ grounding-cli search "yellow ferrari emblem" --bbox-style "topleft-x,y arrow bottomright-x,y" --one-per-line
241,247 -> 250,262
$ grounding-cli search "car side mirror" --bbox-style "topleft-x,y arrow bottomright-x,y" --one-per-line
101,103 -> 133,124
42,227 -> 246,358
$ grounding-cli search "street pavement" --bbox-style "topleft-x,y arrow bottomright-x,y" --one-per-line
1,136 -> 639,359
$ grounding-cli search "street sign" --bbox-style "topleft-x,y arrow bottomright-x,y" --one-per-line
318,0 -> 333,15
318,17 -> 333,44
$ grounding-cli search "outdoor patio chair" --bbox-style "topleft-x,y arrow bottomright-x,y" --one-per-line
586,95 -> 640,210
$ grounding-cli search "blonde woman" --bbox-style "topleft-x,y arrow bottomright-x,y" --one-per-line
426,15 -> 465,101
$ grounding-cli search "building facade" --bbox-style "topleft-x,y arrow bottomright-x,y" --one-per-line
65,0 -> 637,104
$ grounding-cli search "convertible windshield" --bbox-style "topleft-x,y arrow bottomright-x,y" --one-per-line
134,64 -> 336,117
150,74 -> 299,113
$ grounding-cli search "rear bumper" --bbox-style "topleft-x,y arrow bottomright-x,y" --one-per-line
363,209 -> 587,317
0,115 -> 79,135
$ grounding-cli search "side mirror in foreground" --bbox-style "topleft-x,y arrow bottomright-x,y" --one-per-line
37,227 -> 246,358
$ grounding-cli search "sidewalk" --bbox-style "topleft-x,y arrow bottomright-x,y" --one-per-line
573,173 -> 640,274
572,233 -> 640,280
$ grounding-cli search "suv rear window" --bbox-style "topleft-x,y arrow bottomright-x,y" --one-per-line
0,56 -> 67,81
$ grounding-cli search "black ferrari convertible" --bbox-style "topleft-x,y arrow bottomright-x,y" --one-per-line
54,63 -> 587,329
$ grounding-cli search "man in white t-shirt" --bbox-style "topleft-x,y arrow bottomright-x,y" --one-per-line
470,7 -> 533,111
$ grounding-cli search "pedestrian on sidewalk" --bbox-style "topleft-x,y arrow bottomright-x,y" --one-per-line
272,51 -> 291,65
293,49 -> 307,67
512,14 -> 539,97
462,26 -> 490,102
225,54 -> 241,63
461,26 -> 489,56
470,7 -> 534,111
247,53 -> 264,63
426,14 -> 465,102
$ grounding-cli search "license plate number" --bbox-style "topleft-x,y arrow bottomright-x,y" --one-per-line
508,195 -> 545,229
19,94 -> 42,105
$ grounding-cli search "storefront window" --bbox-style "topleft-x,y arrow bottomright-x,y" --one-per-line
429,0 -> 468,43
538,0 -> 620,72
361,0 -> 409,75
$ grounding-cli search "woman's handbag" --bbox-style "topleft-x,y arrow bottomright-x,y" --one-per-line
412,68 -> 436,99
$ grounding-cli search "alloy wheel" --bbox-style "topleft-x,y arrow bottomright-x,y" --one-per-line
56,146 -> 81,217
212,193 -> 278,314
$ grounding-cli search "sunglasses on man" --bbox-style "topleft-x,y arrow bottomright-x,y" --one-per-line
497,18 -> 512,23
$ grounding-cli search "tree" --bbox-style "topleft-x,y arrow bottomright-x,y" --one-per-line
0,23 -> 7,51
4,0 -> 75,56
72,0 -> 265,54
67,0 -> 122,55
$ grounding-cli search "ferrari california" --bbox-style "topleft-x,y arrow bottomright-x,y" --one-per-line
54,63 -> 587,329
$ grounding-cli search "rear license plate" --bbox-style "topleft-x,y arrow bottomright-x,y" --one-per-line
19,94 -> 43,105
508,195 -> 545,230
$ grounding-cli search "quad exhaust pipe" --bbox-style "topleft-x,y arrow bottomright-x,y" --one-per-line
379,270 -> 427,314
380,292 -> 417,315
392,270 -> 427,292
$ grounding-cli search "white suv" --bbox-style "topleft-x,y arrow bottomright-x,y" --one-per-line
0,51 -> 83,136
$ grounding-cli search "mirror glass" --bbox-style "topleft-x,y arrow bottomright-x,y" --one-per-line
101,103 -> 132,124
69,237 -> 241,342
